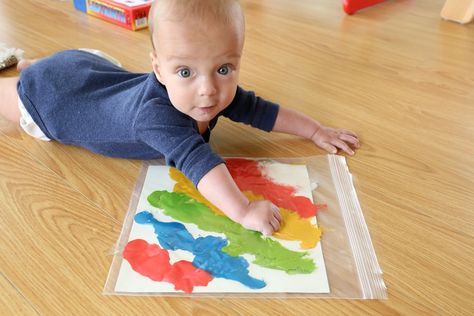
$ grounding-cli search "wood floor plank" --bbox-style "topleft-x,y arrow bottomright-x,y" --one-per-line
0,117 -> 140,222
0,273 -> 39,316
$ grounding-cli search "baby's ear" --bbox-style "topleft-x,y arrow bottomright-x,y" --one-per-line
150,51 -> 164,84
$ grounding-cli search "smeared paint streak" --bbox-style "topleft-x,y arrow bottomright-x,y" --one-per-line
170,167 -> 224,216
135,211 -> 266,289
135,211 -> 195,252
148,191 -> 316,274
225,158 -> 318,218
169,167 -> 321,249
123,239 -> 213,293
243,191 -> 321,249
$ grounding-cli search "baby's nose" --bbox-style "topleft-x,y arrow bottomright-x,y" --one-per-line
198,77 -> 217,96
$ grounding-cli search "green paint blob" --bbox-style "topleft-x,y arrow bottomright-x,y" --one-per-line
148,190 -> 316,274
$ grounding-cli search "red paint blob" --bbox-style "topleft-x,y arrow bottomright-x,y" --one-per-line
123,239 -> 213,293
226,158 -> 320,218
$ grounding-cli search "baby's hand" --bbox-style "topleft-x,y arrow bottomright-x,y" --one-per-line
311,126 -> 360,155
239,200 -> 282,236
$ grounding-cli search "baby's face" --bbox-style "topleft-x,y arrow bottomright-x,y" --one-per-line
151,18 -> 244,123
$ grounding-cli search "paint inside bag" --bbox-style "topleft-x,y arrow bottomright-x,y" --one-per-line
104,155 -> 387,298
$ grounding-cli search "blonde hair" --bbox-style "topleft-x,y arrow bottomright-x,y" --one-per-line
149,0 -> 244,49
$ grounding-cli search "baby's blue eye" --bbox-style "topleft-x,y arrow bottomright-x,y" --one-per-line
178,68 -> 192,78
217,65 -> 230,75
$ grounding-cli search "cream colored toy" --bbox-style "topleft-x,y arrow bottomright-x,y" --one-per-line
441,0 -> 474,24
0,43 -> 24,70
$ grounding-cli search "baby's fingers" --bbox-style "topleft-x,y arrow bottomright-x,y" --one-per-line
339,129 -> 358,138
339,133 -> 360,148
261,224 -> 274,236
272,204 -> 282,222
320,142 -> 338,154
269,217 -> 280,232
332,139 -> 355,155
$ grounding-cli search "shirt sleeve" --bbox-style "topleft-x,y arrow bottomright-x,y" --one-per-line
135,101 -> 224,186
221,86 -> 280,132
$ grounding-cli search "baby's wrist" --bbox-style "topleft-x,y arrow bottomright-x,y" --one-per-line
309,123 -> 321,141
225,200 -> 250,223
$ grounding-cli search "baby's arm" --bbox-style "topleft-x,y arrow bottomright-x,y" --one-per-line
197,163 -> 282,236
273,107 -> 360,155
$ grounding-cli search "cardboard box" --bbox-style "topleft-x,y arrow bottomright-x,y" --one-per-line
73,0 -> 87,12
83,0 -> 153,31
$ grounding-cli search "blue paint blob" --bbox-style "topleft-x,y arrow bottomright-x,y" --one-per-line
134,211 -> 266,289
135,211 -> 194,251
193,236 -> 266,289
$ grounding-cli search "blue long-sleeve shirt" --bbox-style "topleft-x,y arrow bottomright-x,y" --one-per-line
17,50 -> 279,185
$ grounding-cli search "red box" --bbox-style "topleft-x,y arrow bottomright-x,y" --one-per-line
86,0 -> 153,31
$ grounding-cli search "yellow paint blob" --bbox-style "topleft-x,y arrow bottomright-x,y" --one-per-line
170,168 -> 224,215
243,191 -> 321,250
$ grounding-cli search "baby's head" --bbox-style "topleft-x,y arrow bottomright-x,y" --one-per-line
148,0 -> 245,122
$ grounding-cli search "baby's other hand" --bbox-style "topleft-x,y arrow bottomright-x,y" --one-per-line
239,200 -> 282,236
311,126 -> 360,155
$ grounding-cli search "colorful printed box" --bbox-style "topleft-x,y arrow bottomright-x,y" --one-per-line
82,0 -> 153,31
73,0 -> 88,12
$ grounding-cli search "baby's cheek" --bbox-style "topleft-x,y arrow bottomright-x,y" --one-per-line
169,90 -> 192,112
222,86 -> 237,107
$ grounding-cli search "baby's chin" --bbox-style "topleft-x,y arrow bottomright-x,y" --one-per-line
191,112 -> 218,122
190,106 -> 224,122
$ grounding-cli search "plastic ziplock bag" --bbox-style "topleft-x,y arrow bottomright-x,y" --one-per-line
104,155 -> 387,298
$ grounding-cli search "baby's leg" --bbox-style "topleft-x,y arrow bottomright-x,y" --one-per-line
0,58 -> 39,122
0,77 -> 21,122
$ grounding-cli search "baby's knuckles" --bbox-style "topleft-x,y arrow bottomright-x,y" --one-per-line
240,200 -> 276,235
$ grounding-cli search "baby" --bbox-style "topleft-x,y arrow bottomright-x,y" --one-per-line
0,0 -> 359,236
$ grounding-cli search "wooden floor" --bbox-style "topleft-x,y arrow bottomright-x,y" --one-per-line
1,0 -> 473,315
